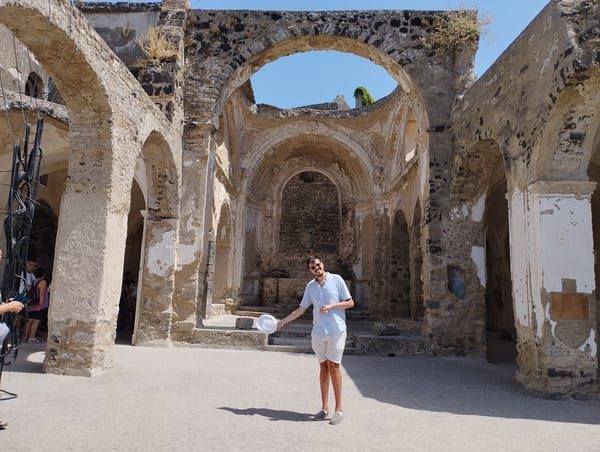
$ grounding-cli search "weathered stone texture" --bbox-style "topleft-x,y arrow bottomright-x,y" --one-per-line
1,0 -> 600,399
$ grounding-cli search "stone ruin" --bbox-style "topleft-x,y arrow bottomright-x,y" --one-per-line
0,0 -> 599,398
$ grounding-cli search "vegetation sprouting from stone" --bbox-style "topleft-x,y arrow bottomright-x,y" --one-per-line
137,26 -> 178,63
353,86 -> 375,106
425,11 -> 489,53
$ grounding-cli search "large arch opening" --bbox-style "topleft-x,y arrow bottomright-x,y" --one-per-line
251,50 -> 397,109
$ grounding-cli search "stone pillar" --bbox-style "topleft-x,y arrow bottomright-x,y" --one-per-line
408,222 -> 424,320
44,164 -> 129,376
133,215 -> 178,345
422,197 -> 487,356
371,204 -> 391,317
170,124 -> 213,338
510,180 -> 597,396
198,231 -> 215,319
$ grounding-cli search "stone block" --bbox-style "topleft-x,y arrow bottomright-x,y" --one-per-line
235,317 -> 254,329
372,322 -> 401,336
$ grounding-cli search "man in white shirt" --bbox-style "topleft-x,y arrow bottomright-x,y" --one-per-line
277,256 -> 354,425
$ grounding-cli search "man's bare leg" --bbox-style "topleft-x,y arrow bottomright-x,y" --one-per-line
328,360 -> 343,412
319,360 -> 330,411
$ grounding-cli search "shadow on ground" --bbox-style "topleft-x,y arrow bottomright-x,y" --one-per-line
218,406 -> 315,422
342,354 -> 600,425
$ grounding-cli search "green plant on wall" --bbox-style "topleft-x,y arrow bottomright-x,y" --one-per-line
353,86 -> 375,106
425,11 -> 489,53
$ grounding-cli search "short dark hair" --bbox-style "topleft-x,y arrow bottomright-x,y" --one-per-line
305,256 -> 320,267
34,267 -> 46,278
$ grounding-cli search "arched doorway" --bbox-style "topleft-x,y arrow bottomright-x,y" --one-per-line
116,180 -> 144,344
484,176 -> 516,363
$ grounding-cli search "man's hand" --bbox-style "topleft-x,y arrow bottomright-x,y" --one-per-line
320,304 -> 332,313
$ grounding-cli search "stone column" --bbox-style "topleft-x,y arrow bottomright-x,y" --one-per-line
510,180 -> 597,396
371,204 -> 391,316
44,159 -> 130,376
422,197 -> 487,355
133,214 -> 178,344
170,124 -> 213,339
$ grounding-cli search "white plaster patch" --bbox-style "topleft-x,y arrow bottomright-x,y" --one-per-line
8,67 -> 22,81
148,230 -> 176,277
538,196 -> 595,293
578,329 -> 597,357
177,216 -> 202,268
544,302 -> 557,337
510,190 -> 530,327
470,246 -> 487,288
471,195 -> 486,222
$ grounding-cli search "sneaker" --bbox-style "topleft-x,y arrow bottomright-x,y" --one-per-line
27,337 -> 40,344
329,411 -> 343,425
312,409 -> 328,421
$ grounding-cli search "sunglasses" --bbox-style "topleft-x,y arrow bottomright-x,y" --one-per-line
309,263 -> 322,270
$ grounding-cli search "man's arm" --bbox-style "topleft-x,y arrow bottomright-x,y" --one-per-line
0,301 -> 24,315
277,306 -> 307,331
320,297 -> 354,313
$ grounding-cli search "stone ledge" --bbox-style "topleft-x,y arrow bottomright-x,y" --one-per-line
190,328 -> 268,349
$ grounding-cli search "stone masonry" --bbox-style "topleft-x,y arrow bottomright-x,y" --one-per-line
0,0 -> 599,397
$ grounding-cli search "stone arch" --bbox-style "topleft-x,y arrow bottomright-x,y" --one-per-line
0,0 -> 181,374
185,9 -> 452,129
244,130 -> 375,200
532,69 -> 600,183
138,130 -> 180,219
132,130 -> 180,344
237,130 -> 371,305
450,139 -> 506,204
482,156 -> 515,363
242,124 -> 375,194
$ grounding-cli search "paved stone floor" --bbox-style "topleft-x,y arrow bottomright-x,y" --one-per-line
1,341 -> 599,451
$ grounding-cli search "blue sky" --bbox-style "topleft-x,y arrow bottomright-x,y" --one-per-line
193,0 -> 550,108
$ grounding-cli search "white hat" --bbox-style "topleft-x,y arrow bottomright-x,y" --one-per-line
256,314 -> 278,334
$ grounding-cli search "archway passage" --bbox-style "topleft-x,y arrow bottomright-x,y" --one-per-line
484,177 -> 516,363
116,180 -> 145,344
28,199 -> 57,275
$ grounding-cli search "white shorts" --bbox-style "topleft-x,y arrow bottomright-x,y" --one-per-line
311,330 -> 347,364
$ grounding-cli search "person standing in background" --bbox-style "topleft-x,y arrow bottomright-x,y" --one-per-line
24,267 -> 49,343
